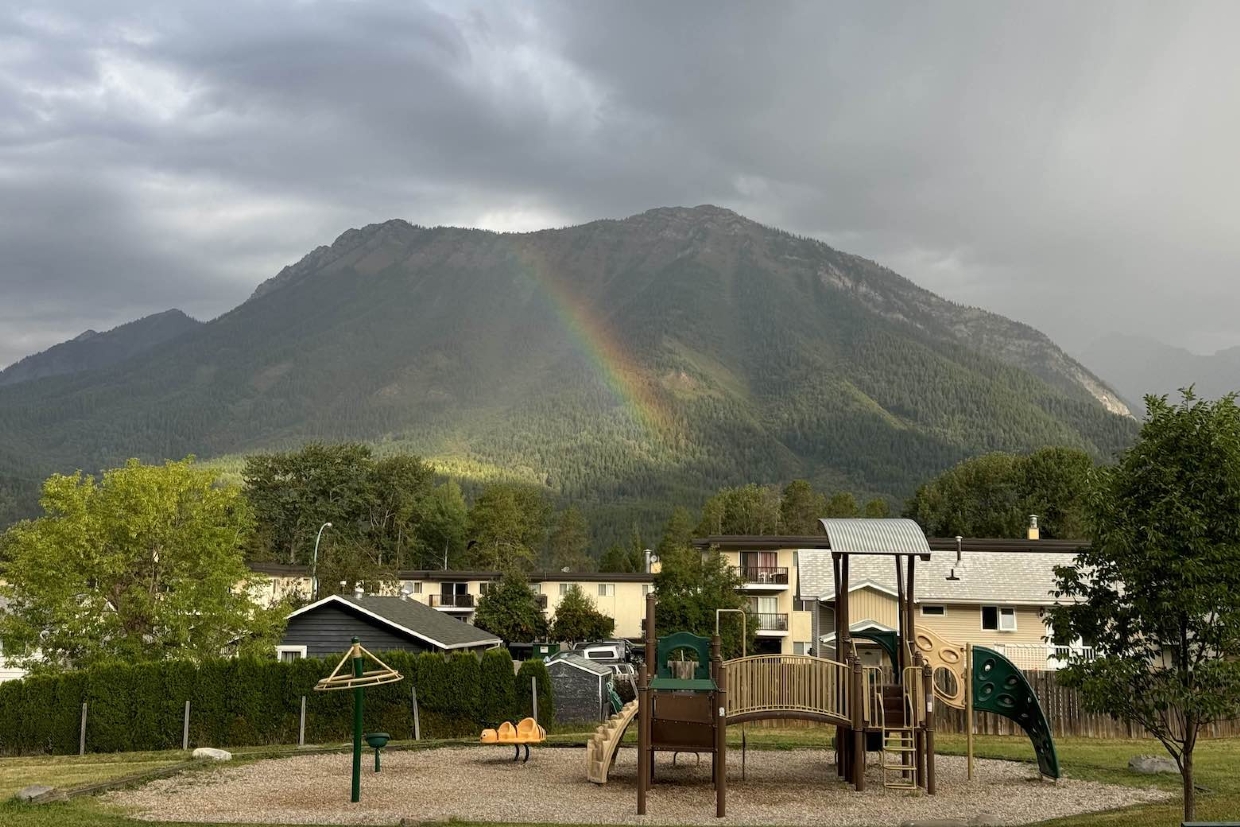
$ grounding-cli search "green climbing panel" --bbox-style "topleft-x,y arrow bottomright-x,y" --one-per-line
972,646 -> 1060,779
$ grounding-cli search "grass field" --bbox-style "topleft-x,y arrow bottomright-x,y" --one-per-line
1,732 -> 1234,826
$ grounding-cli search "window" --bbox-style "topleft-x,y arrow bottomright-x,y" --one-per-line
529,583 -> 542,595
920,605 -> 946,617
642,584 -> 653,596
794,599 -> 816,612
981,606 -> 1017,631
560,583 -> 571,596
793,642 -> 811,656
276,645 -> 307,663
598,583 -> 615,597
411,582 -> 422,594
479,582 -> 494,596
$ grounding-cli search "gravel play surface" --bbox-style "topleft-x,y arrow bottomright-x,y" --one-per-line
105,745 -> 1168,825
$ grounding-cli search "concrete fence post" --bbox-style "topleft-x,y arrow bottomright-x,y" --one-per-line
183,700 -> 190,750
412,686 -> 421,741
79,702 -> 87,756
299,696 -> 306,746
531,676 -> 538,724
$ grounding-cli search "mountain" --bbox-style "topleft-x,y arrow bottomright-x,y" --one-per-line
1078,333 -> 1240,410
0,206 -> 1135,536
0,309 -> 202,387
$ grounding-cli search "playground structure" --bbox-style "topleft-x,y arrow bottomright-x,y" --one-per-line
314,637 -> 404,803
584,519 -> 1061,817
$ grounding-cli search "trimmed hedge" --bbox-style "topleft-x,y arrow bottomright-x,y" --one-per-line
0,650 -> 549,755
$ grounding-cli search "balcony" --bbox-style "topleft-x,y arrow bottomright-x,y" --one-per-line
738,566 -> 790,591
753,612 -> 790,635
428,593 -> 475,611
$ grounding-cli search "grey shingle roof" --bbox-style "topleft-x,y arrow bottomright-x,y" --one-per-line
288,595 -> 502,650
547,653 -> 613,676
798,549 -> 1074,605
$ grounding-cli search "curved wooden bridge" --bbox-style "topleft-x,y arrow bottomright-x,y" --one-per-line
724,654 -> 857,726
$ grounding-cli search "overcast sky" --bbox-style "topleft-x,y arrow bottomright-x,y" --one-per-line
3,1 -> 1239,369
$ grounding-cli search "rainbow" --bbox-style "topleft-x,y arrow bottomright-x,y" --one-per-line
511,240 -> 669,435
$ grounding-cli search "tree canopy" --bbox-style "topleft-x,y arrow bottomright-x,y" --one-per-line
1049,392 -> 1240,821
904,446 -> 1094,538
473,571 -> 548,643
550,585 -> 615,645
0,458 -> 285,672
653,544 -> 753,659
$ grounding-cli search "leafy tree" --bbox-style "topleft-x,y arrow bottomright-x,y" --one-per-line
656,507 -> 696,560
905,448 -> 1094,538
696,484 -> 781,535
467,483 -> 551,572
1049,392 -> 1240,821
414,480 -> 469,569
598,543 -> 637,573
780,480 -> 827,534
653,545 -> 754,659
0,459 -> 286,672
862,497 -> 890,518
823,491 -> 860,518
367,454 -> 435,568
548,506 -> 591,571
551,585 -> 615,645
473,571 -> 548,643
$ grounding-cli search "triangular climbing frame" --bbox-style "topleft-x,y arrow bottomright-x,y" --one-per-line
314,640 -> 404,691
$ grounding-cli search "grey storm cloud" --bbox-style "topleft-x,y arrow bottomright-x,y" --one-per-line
2,0 -> 1239,368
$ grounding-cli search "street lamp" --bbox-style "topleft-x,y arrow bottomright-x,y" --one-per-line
311,522 -> 332,600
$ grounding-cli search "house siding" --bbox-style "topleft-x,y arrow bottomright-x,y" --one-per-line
281,605 -> 432,658
920,603 -> 1049,647
848,587 -> 900,628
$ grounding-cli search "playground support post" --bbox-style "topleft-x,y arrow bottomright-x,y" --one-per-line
922,662 -> 936,795
914,653 -> 926,790
850,658 -> 865,791
637,591 -> 655,816
965,643 -> 974,780
351,638 -> 364,804
711,633 -> 726,818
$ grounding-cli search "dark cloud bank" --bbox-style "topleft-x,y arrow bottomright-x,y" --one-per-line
2,1 -> 1238,368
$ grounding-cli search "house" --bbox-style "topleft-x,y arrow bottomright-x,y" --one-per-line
277,592 -> 502,661
797,539 -> 1090,671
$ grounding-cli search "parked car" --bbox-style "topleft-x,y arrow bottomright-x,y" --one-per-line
571,639 -> 633,664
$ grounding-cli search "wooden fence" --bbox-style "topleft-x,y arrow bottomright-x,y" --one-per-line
749,669 -> 1240,738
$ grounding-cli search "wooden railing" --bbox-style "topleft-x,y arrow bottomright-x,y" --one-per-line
724,655 -> 850,722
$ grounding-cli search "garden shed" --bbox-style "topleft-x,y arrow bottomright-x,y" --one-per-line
547,653 -> 613,723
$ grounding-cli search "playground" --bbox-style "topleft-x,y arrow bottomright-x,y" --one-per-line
105,743 -> 1165,825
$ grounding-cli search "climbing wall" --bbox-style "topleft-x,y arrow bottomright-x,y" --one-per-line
972,646 -> 1061,779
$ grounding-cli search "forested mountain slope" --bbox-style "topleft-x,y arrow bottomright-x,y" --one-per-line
0,206 -> 1135,530
0,309 -> 201,387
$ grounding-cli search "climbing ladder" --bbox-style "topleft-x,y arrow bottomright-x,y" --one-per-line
878,683 -> 918,790
586,699 -> 639,784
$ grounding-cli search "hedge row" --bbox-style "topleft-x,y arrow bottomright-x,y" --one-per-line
0,649 -> 553,755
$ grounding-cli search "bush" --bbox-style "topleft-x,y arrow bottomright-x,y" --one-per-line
515,659 -> 553,724
0,649 -> 538,755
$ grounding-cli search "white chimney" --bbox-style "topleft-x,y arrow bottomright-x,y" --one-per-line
353,582 -> 364,599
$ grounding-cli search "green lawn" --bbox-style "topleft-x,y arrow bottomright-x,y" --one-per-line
2,732 -> 1236,826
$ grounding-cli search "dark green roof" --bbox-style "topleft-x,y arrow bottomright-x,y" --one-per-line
288,595 -> 501,650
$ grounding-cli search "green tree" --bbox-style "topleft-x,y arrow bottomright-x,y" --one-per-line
780,480 -> 827,534
550,585 -> 615,645
473,572 -> 548,643
0,459 -> 286,672
598,543 -> 636,573
905,448 -> 1094,538
548,506 -> 591,571
823,491 -> 860,518
1049,392 -> 1240,822
696,484 -> 781,535
467,483 -> 551,572
367,454 -> 435,568
415,481 -> 469,569
653,545 -> 753,658
656,507 -> 696,560
862,497 -> 890,518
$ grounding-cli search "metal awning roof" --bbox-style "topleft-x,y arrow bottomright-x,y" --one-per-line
818,518 -> 931,556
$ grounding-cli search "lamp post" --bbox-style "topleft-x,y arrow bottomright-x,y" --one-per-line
311,522 -> 333,600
